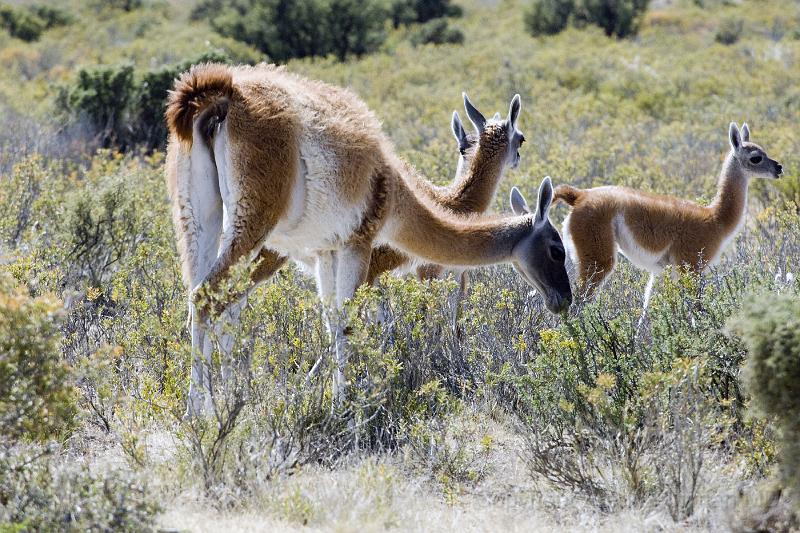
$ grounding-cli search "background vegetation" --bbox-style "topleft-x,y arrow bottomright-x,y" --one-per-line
0,0 -> 799,530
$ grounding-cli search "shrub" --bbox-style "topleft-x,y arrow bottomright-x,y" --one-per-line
194,0 -> 387,62
524,0 -> 649,38
29,4 -> 73,29
91,0 -> 143,10
0,442 -> 158,531
0,4 -> 45,42
715,18 -> 743,45
524,0 -> 574,36
325,0 -> 388,61
730,294 -> 800,494
575,0 -> 650,37
390,0 -> 463,27
58,64 -> 136,148
0,272 -> 75,442
60,50 -> 231,150
409,18 -> 464,46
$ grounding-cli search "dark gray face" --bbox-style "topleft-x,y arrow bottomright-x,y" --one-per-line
510,178 -> 572,314
739,142 -> 782,179
729,122 -> 782,179
513,219 -> 572,313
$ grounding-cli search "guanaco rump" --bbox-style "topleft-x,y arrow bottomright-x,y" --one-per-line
165,63 -> 571,414
554,122 -> 782,309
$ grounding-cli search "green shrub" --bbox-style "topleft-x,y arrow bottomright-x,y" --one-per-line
193,0 -> 387,61
390,0 -> 462,27
90,0 -> 143,10
29,4 -> 73,28
0,273 -> 75,442
59,50 -> 231,150
0,443 -> 158,531
525,0 -> 649,38
715,17 -> 743,45
409,18 -> 464,46
0,4 -> 45,42
575,0 -> 650,37
58,64 -> 136,148
524,0 -> 574,36
730,294 -> 800,494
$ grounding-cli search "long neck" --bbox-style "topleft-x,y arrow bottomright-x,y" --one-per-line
710,152 -> 749,231
383,159 -> 530,267
438,139 -> 507,214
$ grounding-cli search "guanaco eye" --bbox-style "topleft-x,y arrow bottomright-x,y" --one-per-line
550,244 -> 565,262
750,155 -> 763,164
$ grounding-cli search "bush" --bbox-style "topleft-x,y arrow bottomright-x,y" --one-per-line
91,0 -> 143,10
575,0 -> 650,37
58,64 -> 136,148
730,294 -> 800,494
390,0 -> 463,27
0,272 -> 75,442
524,0 -> 574,36
0,3 -> 70,42
29,4 -> 73,29
0,442 -> 158,531
715,18 -> 743,45
524,0 -> 649,38
0,4 -> 45,42
409,18 -> 464,46
60,50 -> 231,150
194,0 -> 387,62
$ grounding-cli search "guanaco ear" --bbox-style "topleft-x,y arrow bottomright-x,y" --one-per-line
492,112 -> 501,120
507,94 -> 521,131
535,176 -> 554,224
451,111 -> 469,154
729,122 -> 742,150
510,186 -> 530,216
741,122 -> 750,142
463,92 -> 486,133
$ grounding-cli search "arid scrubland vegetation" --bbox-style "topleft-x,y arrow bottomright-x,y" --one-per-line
1,0 -> 800,531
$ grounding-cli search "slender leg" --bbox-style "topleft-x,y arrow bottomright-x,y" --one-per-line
331,243 -> 372,403
637,272 -> 658,332
451,270 -> 468,339
218,248 -> 287,384
183,177 -> 223,417
307,251 -> 337,381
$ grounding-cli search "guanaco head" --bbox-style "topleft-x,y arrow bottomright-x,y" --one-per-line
729,122 -> 782,179
462,93 -> 525,170
509,177 -> 572,313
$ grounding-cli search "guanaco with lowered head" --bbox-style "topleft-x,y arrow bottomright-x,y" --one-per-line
554,122 -> 782,308
367,92 -> 525,325
164,63 -> 571,414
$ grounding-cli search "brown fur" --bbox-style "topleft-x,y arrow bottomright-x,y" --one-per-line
166,63 -> 234,144
556,152 -> 756,294
364,122 -> 510,284
167,64 -> 535,311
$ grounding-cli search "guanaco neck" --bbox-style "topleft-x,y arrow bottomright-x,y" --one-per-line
437,128 -> 507,213
710,151 -> 749,232
383,158 -> 531,267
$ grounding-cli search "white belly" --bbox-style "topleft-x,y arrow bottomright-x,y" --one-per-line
264,131 -> 369,260
613,214 -> 667,273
